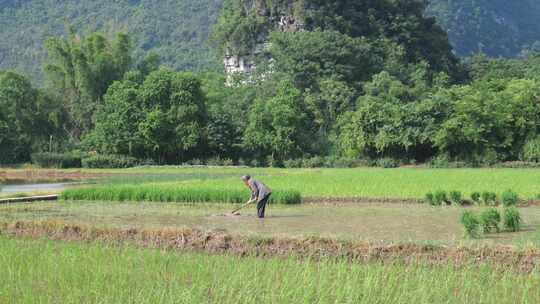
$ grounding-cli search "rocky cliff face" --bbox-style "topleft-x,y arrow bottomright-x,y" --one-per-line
222,0 -> 305,79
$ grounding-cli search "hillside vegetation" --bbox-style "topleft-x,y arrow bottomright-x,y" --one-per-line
2,0 -> 540,82
0,0 -> 223,81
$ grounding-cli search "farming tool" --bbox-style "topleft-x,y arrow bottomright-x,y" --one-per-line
230,199 -> 254,215
212,199 -> 254,217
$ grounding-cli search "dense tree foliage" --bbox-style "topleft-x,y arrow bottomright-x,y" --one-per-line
0,71 -> 63,163
3,2 -> 540,167
428,0 -> 540,57
44,30 -> 132,140
86,69 -> 208,164
0,0 -> 223,81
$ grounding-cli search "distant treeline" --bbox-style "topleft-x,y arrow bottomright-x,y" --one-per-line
2,1 -> 540,167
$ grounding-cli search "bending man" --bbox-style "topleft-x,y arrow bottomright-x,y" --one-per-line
241,175 -> 272,218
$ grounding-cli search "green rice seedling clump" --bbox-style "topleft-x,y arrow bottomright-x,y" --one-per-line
460,211 -> 481,238
503,207 -> 521,232
479,208 -> 501,233
433,190 -> 448,206
424,192 -> 434,205
501,190 -> 519,207
471,192 -> 481,204
481,192 -> 497,206
449,191 -> 463,206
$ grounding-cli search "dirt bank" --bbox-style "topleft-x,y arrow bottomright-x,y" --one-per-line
2,220 -> 539,272
0,170 -> 110,183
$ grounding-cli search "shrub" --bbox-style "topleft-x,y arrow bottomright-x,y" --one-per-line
82,155 -> 138,169
481,191 -> 497,206
376,158 -> 399,168
449,191 -> 463,205
471,192 -> 481,204
460,211 -> 481,238
479,208 -> 501,233
302,156 -> 324,168
503,207 -> 521,232
501,190 -> 519,207
283,159 -> 303,168
425,192 -> 434,205
62,185 -> 302,205
31,152 -> 82,168
433,190 -> 448,206
523,136 -> 540,162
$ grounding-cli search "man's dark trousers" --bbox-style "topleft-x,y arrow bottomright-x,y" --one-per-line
257,194 -> 271,218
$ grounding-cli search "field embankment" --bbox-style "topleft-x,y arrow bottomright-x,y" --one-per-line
1,220 -> 540,273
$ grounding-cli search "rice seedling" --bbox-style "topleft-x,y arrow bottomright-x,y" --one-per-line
62,184 -> 302,205
460,211 -> 481,238
449,190 -> 463,206
433,190 -> 448,206
471,192 -> 481,204
1,237 -> 539,304
501,190 -> 519,207
481,192 -> 498,206
479,208 -> 501,233
503,207 -> 522,232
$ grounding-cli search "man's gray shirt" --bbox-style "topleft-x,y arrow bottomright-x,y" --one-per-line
248,179 -> 271,202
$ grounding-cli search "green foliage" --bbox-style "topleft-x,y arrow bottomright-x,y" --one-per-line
62,185 -> 302,205
82,155 -> 139,169
428,0 -> 540,57
86,68 -> 208,164
44,31 -> 133,139
471,192 -> 481,204
31,153 -> 82,168
243,80 -> 307,161
449,191 -> 463,206
523,137 -> 540,162
481,192 -> 498,206
479,208 -> 501,233
501,190 -> 519,207
0,1 -> 221,81
375,158 -> 399,169
433,79 -> 540,163
425,192 -> 434,205
503,207 -> 522,232
460,211 -> 480,238
433,190 -> 448,206
0,71 -> 63,164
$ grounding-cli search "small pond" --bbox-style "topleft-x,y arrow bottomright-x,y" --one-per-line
0,182 -> 83,194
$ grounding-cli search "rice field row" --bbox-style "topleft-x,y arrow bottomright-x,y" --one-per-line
0,237 -> 538,304
61,184 -> 302,204
94,167 -> 540,199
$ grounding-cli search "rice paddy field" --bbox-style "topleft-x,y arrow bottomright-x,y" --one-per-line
2,166 -> 540,303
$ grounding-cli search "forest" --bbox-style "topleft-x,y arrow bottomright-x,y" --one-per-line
2,0 -> 540,168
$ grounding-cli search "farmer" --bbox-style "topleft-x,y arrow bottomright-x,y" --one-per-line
241,175 -> 272,218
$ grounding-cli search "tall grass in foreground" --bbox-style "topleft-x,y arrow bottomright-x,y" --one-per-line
0,237 -> 539,304
62,184 -> 302,204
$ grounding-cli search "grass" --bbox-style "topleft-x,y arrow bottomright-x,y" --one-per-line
61,184 -> 301,205
5,167 -> 540,199
96,167 -> 540,199
3,201 -> 540,246
0,237 -> 539,304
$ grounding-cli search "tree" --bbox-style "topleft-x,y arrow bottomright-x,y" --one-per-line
0,71 -> 61,163
243,80 -> 306,161
138,69 -> 208,163
43,30 -> 133,140
335,71 -> 445,161
84,80 -> 144,157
